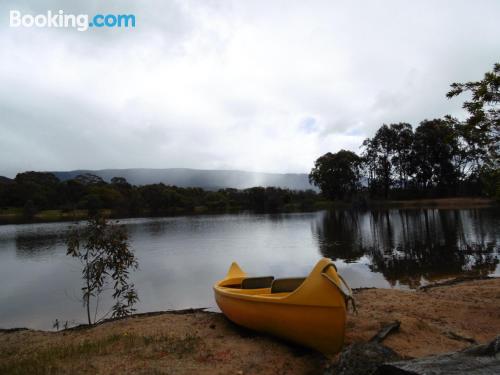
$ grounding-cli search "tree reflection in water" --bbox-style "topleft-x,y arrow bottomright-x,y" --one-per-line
313,208 -> 499,288
15,231 -> 64,259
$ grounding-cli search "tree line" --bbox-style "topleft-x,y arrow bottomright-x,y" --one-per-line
1,64 -> 497,216
0,171 -> 319,217
310,63 -> 499,201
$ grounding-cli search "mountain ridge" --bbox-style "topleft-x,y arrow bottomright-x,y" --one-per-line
49,168 -> 316,191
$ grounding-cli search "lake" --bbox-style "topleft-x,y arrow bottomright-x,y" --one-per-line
0,208 -> 498,330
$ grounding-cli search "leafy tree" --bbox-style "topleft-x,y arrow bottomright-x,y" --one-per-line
88,186 -> 124,209
390,123 -> 415,189
0,177 -> 14,208
82,194 -> 103,216
413,119 -> 460,193
242,187 -> 290,212
67,214 -> 139,325
361,123 -> 414,197
75,173 -> 105,186
15,171 -> 59,186
61,179 -> 86,207
139,184 -> 166,214
111,177 -> 131,188
447,63 -> 499,170
362,125 -> 397,198
205,191 -> 229,211
309,150 -> 362,200
23,199 -> 37,219
126,189 -> 144,215
480,167 -> 500,201
245,187 -> 268,211
13,172 -> 60,209
1,171 -> 319,214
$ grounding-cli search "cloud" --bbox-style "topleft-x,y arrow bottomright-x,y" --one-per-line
0,0 -> 499,177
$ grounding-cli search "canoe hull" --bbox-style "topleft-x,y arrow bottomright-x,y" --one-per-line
213,258 -> 350,354
215,289 -> 346,354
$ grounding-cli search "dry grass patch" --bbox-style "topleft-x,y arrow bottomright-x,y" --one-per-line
0,332 -> 203,375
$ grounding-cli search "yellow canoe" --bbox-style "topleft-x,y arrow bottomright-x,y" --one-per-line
213,257 -> 352,354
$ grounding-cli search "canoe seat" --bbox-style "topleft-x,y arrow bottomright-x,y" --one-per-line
241,276 -> 274,289
271,278 -> 305,293
223,283 -> 243,288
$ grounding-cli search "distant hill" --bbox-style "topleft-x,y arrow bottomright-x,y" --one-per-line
0,176 -> 13,184
50,168 -> 317,191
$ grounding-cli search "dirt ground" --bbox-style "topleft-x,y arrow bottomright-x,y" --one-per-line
347,278 -> 500,358
1,278 -> 499,375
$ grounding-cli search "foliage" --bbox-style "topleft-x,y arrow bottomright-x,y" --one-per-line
74,173 -> 106,186
12,172 -> 61,209
362,123 -> 414,197
390,123 -> 415,187
480,167 -> 500,202
309,150 -> 362,200
413,118 -> 461,193
0,172 -> 319,215
447,63 -> 499,170
22,200 -> 37,219
313,63 -> 499,200
67,214 -> 139,325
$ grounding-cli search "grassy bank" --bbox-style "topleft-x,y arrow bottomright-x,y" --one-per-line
367,197 -> 496,209
1,278 -> 499,374
311,197 -> 496,210
0,208 -> 111,224
1,197 -> 496,225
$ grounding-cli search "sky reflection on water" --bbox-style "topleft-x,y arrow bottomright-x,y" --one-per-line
0,208 -> 498,329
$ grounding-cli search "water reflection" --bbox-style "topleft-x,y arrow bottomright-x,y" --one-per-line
0,208 -> 498,330
15,232 -> 62,259
314,208 -> 499,288
312,210 -> 365,262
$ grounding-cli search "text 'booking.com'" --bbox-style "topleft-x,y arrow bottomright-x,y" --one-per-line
9,10 -> 136,32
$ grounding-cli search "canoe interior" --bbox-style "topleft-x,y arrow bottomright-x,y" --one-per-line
220,276 -> 306,295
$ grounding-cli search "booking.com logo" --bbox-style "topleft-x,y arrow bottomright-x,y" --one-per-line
9,10 -> 136,32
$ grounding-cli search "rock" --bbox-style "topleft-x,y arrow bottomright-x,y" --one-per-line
376,335 -> 500,375
324,342 -> 402,375
324,321 -> 403,375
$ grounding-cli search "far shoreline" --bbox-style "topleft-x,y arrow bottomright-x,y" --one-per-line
0,197 -> 496,226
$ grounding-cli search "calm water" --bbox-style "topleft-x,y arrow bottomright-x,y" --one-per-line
0,208 -> 499,330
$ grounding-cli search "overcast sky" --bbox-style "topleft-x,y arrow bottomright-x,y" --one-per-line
1,0 -> 499,177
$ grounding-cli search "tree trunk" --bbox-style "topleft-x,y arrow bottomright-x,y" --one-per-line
86,261 -> 92,325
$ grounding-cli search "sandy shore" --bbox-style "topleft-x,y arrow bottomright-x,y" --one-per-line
1,278 -> 499,374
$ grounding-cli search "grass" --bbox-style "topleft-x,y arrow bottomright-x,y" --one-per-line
0,207 -> 22,216
313,197 -> 496,210
0,332 -> 203,375
0,208 -> 113,223
0,197 -> 494,225
375,197 -> 495,208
